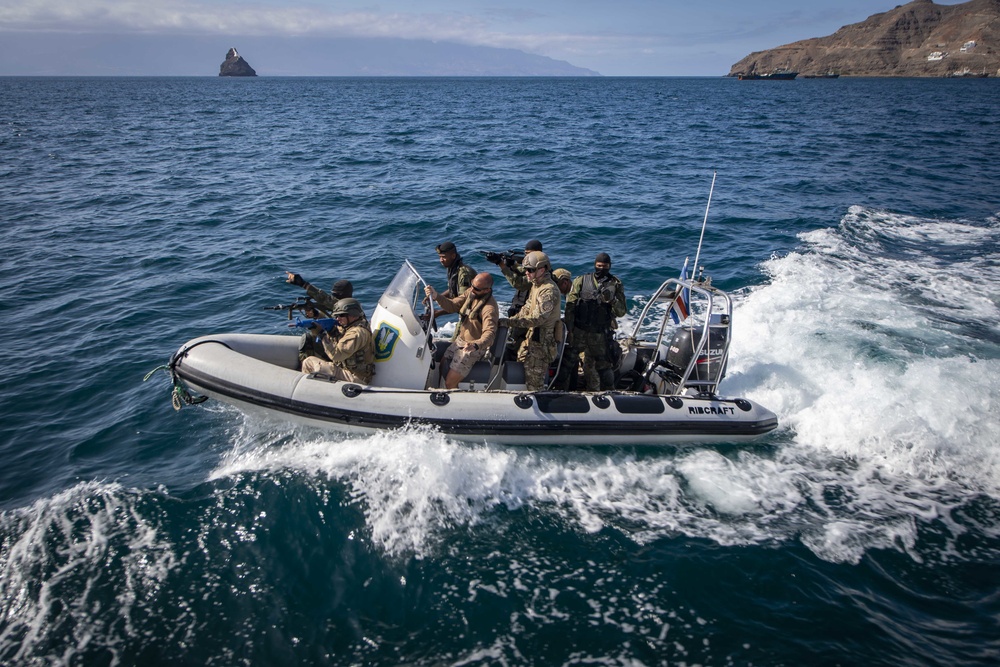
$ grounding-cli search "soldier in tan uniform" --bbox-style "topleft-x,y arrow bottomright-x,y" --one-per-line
552,268 -> 572,296
300,298 -> 376,384
284,274 -> 356,363
499,251 -> 561,391
424,273 -> 500,389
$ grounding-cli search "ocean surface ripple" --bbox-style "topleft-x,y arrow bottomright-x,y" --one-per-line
1,76 -> 999,666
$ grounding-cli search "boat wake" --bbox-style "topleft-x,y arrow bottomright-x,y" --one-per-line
208,206 -> 1000,566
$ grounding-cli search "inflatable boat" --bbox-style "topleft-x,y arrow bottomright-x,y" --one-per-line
165,261 -> 778,446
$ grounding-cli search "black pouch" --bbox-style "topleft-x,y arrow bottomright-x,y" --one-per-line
605,330 -> 622,369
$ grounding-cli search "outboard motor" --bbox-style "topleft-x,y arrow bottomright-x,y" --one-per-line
659,316 -> 729,394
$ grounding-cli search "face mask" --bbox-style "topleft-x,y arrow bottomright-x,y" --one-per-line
594,267 -> 610,279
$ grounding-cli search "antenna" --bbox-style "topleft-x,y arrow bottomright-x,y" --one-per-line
691,171 -> 716,282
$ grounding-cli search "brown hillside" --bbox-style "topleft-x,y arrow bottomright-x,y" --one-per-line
728,0 -> 1000,77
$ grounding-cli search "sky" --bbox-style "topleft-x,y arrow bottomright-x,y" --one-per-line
0,0 -> 970,75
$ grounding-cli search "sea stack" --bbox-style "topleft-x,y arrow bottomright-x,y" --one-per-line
219,47 -> 257,77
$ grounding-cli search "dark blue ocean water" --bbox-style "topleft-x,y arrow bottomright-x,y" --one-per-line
2,76 -> 999,666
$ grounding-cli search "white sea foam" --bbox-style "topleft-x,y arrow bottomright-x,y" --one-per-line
210,207 -> 1000,565
0,482 -> 177,666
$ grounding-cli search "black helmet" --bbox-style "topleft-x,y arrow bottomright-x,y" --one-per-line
332,298 -> 364,318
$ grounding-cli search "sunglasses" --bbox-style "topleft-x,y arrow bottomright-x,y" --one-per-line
471,285 -> 489,292
524,266 -> 539,274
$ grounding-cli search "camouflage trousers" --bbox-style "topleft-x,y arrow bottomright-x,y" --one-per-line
567,329 -> 614,391
517,340 -> 557,391
301,356 -> 371,385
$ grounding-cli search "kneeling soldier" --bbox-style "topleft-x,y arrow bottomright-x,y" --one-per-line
301,298 -> 376,385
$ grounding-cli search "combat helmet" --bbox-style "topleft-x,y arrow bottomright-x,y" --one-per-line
332,298 -> 365,318
523,251 -> 550,271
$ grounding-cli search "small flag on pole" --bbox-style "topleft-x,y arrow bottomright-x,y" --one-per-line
669,258 -> 690,324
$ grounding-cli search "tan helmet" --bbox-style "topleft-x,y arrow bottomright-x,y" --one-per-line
552,268 -> 571,282
523,251 -> 550,271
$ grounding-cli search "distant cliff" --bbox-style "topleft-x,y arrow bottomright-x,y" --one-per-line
219,47 -> 257,77
729,0 -> 1000,77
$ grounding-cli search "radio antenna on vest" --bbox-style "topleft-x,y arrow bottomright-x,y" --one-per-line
691,171 -> 717,282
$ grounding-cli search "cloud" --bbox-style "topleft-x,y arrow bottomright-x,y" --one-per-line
0,1 -> 458,37
0,0 -> 666,68
0,1 -> 529,44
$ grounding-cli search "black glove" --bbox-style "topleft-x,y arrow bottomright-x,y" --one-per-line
288,273 -> 306,287
484,252 -> 502,265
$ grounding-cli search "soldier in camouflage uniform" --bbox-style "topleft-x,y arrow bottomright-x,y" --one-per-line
499,251 -> 561,392
286,272 -> 354,314
493,239 -> 543,358
494,239 -> 543,315
563,252 -> 627,391
285,273 -> 356,363
435,241 -> 475,299
300,298 -> 376,384
431,241 -> 477,324
550,268 -> 576,390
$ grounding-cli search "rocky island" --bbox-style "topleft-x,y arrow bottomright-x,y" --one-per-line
729,0 -> 1000,77
219,47 -> 257,77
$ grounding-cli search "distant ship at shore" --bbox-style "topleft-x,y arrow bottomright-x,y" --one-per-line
737,70 -> 798,80
802,72 -> 840,79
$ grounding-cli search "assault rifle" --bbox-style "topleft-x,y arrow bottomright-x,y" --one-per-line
478,248 -> 525,269
263,297 -> 330,321
290,316 -> 338,333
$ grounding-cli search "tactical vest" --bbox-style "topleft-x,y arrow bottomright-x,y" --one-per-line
337,320 -> 375,382
573,273 -> 614,333
510,286 -> 530,315
447,257 -> 471,296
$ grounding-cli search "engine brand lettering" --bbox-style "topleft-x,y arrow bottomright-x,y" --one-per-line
688,405 -> 735,415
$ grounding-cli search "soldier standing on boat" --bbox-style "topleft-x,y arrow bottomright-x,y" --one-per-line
485,239 -> 544,357
499,251 -> 561,391
435,241 -> 475,299
552,268 -> 572,296
430,241 -> 477,323
494,239 -> 543,315
563,252 -> 627,391
300,298 -> 376,384
424,273 -> 499,389
550,267 -> 576,390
